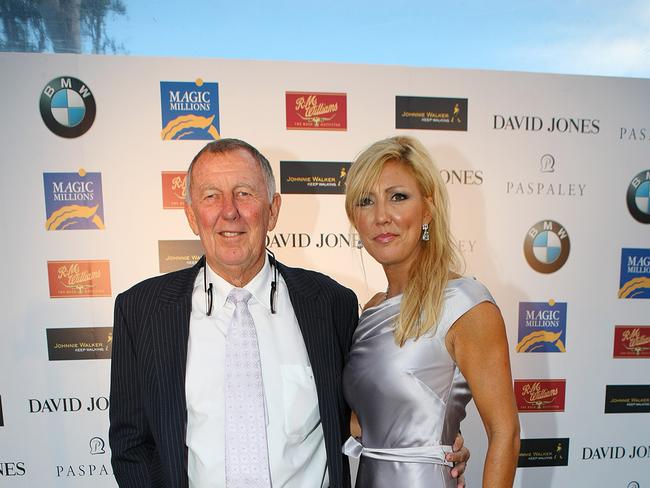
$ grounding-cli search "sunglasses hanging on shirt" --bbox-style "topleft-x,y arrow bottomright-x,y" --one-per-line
203,249 -> 279,316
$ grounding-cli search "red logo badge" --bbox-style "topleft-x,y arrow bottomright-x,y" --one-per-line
286,92 -> 347,130
47,260 -> 111,298
162,171 -> 187,209
613,326 -> 650,358
514,379 -> 566,412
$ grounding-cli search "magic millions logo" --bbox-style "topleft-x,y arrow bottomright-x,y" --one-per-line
514,379 -> 566,412
618,248 -> 650,299
280,161 -> 351,194
46,327 -> 113,360
517,301 -> 567,353
160,79 -> 220,140
43,170 -> 104,230
626,169 -> 650,224
523,220 -> 570,273
40,76 -> 96,138
47,260 -> 111,298
285,92 -> 347,130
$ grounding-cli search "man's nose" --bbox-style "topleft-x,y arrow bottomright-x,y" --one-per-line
220,194 -> 239,220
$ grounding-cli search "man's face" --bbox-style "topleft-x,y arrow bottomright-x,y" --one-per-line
184,148 -> 281,286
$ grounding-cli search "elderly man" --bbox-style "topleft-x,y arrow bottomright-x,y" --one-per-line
109,139 -> 468,488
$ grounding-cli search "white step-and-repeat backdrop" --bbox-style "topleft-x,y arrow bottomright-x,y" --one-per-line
0,52 -> 648,487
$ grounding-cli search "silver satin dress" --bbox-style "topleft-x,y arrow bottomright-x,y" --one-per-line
342,277 -> 494,487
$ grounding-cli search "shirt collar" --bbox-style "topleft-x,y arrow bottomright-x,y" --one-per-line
206,254 -> 273,312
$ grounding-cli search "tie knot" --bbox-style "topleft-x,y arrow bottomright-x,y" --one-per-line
227,288 -> 252,305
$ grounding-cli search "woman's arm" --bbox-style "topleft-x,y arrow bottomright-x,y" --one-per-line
446,301 -> 520,488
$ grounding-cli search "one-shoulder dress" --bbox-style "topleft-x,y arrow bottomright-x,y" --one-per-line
342,277 -> 494,488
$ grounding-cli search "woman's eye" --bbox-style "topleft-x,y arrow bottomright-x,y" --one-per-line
357,196 -> 373,207
392,192 -> 408,201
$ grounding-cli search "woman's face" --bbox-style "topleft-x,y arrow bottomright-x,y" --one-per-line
353,159 -> 432,272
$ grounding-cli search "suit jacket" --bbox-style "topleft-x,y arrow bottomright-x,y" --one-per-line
109,257 -> 358,488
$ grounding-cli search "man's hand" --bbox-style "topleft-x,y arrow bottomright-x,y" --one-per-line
446,432 -> 470,487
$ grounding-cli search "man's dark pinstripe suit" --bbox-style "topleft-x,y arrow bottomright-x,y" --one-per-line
109,256 -> 358,488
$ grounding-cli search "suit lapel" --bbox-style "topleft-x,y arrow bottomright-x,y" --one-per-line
148,257 -> 204,472
278,263 -> 345,485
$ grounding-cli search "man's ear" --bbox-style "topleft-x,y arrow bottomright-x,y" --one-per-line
267,193 -> 282,231
184,203 -> 199,235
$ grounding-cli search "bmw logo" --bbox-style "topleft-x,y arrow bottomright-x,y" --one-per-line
524,220 -> 570,273
40,76 -> 96,138
627,169 -> 650,224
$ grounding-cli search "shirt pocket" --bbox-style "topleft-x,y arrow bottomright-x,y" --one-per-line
280,364 -> 320,442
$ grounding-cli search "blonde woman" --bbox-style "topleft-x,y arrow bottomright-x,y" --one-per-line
342,136 -> 519,487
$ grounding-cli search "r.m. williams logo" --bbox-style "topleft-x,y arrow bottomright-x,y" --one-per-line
604,384 -> 650,413
159,240 -> 204,273
518,438 -> 569,467
162,171 -> 187,209
517,300 -> 567,353
619,248 -> 650,299
614,325 -> 650,358
396,96 -> 467,131
43,170 -> 104,230
46,327 -> 113,360
523,220 -> 570,273
514,379 -> 566,412
47,260 -> 111,298
160,79 -> 220,140
40,76 -> 96,138
280,161 -> 351,194
285,92 -> 347,130
626,169 -> 650,224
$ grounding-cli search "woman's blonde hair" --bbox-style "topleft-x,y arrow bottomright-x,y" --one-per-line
345,136 -> 460,346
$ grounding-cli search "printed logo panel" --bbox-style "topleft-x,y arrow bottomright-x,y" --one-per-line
523,220 -> 570,273
614,326 -> 650,358
285,92 -> 347,130
40,76 -> 96,138
162,171 -> 187,209
395,96 -> 467,131
518,438 -> 570,467
43,171 -> 105,230
514,379 -> 566,412
160,80 -> 220,140
626,170 -> 650,224
517,301 -> 567,353
280,161 -> 351,194
492,114 -> 599,134
47,260 -> 111,298
604,385 -> 650,413
619,248 -> 650,299
159,240 -> 204,273
46,327 -> 113,360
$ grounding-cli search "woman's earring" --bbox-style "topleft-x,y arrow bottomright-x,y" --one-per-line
356,239 -> 364,249
421,223 -> 430,242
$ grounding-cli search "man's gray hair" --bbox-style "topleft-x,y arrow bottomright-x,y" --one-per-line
185,138 -> 276,204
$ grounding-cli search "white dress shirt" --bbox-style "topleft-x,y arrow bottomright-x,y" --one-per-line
186,255 -> 328,487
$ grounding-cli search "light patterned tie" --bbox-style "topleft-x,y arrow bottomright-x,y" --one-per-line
224,288 -> 271,488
